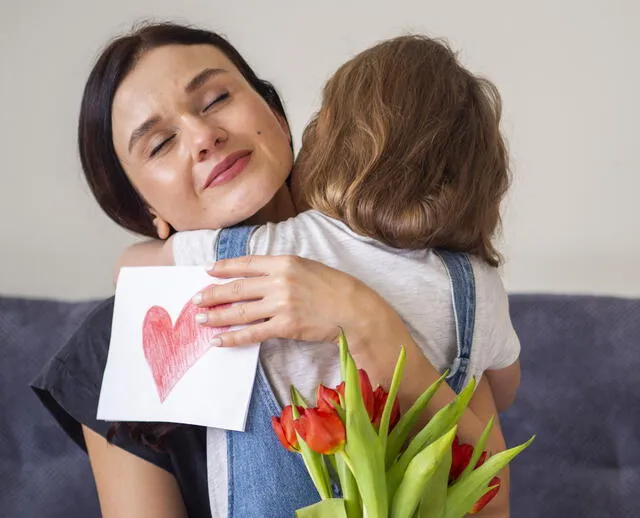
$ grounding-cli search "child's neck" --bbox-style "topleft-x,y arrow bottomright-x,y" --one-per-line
246,186 -> 297,226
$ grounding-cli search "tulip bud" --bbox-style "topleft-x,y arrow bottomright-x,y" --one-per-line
336,369 -> 375,421
294,408 -> 346,455
449,436 -> 489,483
271,405 -> 301,452
470,477 -> 501,514
317,384 -> 341,414
449,436 -> 500,512
372,386 -> 401,431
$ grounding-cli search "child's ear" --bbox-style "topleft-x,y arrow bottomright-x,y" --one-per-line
149,209 -> 171,240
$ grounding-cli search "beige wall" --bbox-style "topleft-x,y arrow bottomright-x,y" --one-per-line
1,0 -> 638,300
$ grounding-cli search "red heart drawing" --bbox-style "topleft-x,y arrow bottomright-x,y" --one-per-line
142,288 -> 230,402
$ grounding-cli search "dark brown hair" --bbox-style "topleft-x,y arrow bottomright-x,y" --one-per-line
296,35 -> 510,266
81,21 -> 291,449
79,21 -> 292,239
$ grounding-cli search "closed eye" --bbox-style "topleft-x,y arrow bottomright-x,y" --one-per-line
150,135 -> 175,157
203,92 -> 229,112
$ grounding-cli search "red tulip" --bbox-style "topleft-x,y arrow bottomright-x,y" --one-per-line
317,384 -> 341,414
371,386 -> 401,431
336,369 -> 375,421
271,405 -> 301,452
293,407 -> 346,454
469,477 -> 501,514
449,436 -> 488,483
449,436 -> 500,512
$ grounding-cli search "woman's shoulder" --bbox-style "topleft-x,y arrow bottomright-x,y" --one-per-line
31,296 -> 212,516
30,296 -> 170,463
32,296 -> 115,397
31,297 -> 119,447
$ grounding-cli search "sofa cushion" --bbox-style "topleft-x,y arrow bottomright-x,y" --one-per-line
504,294 -> 640,517
0,297 -> 101,518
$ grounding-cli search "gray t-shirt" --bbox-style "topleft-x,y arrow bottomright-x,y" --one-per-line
173,210 -> 520,517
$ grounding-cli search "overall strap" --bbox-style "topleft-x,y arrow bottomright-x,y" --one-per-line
214,226 -> 324,517
216,225 -> 256,260
434,250 -> 477,394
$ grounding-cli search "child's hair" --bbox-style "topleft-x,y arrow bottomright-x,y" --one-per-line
295,35 -> 510,266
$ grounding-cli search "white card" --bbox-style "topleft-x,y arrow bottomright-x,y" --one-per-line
97,266 -> 260,431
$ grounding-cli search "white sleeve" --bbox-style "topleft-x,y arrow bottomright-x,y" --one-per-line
474,262 -> 521,371
171,230 -> 221,266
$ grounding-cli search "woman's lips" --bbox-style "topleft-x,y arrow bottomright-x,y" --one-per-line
204,150 -> 252,189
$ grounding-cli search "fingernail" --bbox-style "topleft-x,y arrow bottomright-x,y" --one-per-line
211,337 -> 222,347
195,313 -> 208,324
206,263 -> 215,272
192,293 -> 202,305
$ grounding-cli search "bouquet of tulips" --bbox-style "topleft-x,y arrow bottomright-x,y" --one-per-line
271,332 -> 534,517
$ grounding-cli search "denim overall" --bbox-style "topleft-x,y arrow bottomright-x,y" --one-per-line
213,226 -> 476,517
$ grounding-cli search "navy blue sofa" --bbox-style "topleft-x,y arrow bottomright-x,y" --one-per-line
1,294 -> 638,517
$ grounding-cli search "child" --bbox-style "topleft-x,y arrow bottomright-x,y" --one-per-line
121,34 -> 520,410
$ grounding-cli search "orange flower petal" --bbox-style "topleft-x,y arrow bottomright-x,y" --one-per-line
317,384 -> 341,414
294,408 -> 346,454
336,369 -> 375,421
271,405 -> 300,452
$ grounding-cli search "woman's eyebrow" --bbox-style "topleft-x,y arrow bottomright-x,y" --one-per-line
184,67 -> 227,94
128,115 -> 161,154
128,68 -> 228,154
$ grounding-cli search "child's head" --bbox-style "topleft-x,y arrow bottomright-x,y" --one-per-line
295,35 -> 509,266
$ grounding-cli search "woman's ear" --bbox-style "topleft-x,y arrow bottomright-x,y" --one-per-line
149,209 -> 171,240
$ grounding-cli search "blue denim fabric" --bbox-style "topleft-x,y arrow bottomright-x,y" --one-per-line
217,226 -> 321,517
434,250 -> 476,394
216,227 -> 476,516
216,224 -> 257,260
228,362 -> 323,516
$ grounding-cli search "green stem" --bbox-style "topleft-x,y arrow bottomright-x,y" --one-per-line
337,451 -> 362,518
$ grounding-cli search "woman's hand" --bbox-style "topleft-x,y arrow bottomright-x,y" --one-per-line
193,255 -> 384,348
194,254 -> 510,516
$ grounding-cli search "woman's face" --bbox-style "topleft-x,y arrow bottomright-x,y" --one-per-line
111,44 -> 294,234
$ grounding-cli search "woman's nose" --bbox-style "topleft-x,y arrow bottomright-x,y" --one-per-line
185,117 -> 228,162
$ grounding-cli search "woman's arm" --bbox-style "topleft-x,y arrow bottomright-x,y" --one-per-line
194,255 -> 511,516
83,426 -> 188,518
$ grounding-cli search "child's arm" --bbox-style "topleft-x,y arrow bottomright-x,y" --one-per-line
114,229 -> 221,282
485,360 -> 521,412
114,237 -> 175,283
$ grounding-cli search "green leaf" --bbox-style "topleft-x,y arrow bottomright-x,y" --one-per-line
295,498 -> 348,518
443,435 -> 535,518
340,332 -> 388,518
291,385 -> 311,408
386,370 -> 448,468
378,346 -> 406,453
338,329 -> 348,381
387,379 -> 476,499
417,481 -> 447,518
291,390 -> 333,501
335,453 -> 362,518
457,416 -> 494,483
390,426 -> 455,518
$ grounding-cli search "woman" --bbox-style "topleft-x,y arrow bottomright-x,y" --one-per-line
33,22 -> 514,517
